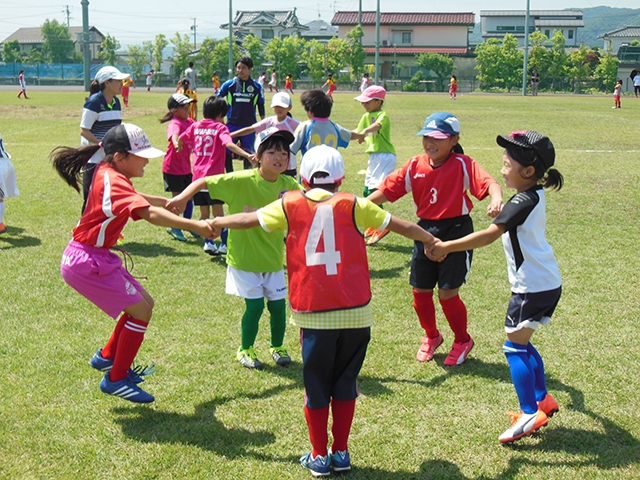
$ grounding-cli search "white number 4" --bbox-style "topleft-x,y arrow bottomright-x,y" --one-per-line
305,205 -> 341,275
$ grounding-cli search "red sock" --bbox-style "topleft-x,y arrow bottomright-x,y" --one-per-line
413,290 -> 439,338
330,399 -> 356,452
439,295 -> 470,343
304,405 -> 329,457
101,313 -> 130,359
109,317 -> 148,382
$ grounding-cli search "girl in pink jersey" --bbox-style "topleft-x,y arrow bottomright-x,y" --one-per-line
160,93 -> 196,242
368,112 -> 503,367
179,96 -> 253,255
51,123 -> 214,404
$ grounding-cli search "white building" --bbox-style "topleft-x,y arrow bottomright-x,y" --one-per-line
598,26 -> 640,54
480,10 -> 584,47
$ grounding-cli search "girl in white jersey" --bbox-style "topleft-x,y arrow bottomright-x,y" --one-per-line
430,130 -> 564,444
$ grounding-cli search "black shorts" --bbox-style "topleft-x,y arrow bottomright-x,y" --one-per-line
301,327 -> 370,409
505,286 -> 562,332
163,172 -> 192,193
410,215 -> 474,291
193,191 -> 223,206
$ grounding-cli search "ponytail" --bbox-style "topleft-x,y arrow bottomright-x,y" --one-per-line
542,168 -> 564,191
159,111 -> 174,123
50,144 -> 102,192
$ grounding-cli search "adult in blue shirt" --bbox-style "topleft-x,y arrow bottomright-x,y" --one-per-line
218,57 -> 265,171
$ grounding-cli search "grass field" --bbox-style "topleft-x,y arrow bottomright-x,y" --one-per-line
1,88 -> 640,479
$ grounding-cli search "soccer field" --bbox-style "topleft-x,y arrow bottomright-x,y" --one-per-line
1,89 -> 639,479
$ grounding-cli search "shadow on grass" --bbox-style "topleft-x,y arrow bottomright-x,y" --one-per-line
0,226 -> 41,249
117,241 -> 200,258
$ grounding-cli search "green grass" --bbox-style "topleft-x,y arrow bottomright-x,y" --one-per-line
1,89 -> 639,479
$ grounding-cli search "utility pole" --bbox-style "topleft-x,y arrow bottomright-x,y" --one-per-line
228,1 -> 234,80
81,0 -> 90,91
190,18 -> 197,51
63,5 -> 71,27
521,0 -> 530,96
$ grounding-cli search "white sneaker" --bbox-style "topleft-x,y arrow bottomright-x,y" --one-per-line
217,244 -> 227,255
498,410 -> 548,443
204,240 -> 218,255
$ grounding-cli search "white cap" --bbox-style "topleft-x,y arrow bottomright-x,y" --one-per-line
102,123 -> 165,159
270,92 -> 292,108
95,66 -> 129,84
300,145 -> 345,185
256,126 -> 295,146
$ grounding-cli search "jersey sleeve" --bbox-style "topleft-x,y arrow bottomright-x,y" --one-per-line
166,119 -> 181,139
493,190 -> 539,230
379,159 -> 411,202
178,124 -> 195,148
335,122 -> 353,145
356,113 -> 368,132
80,100 -> 99,129
218,124 -> 233,146
355,198 -> 391,231
109,177 -> 151,221
290,122 -> 308,154
466,157 -> 498,200
257,199 -> 287,232
205,173 -> 235,204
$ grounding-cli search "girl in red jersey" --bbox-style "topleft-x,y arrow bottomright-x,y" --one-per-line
368,112 -> 503,367
51,123 -> 213,404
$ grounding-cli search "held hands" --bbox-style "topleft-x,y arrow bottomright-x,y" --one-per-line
487,199 -> 503,218
193,219 -> 218,240
165,196 -> 187,215
422,236 -> 446,262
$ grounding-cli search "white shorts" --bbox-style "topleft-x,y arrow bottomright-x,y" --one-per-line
0,157 -> 19,198
225,265 -> 287,301
365,152 -> 397,189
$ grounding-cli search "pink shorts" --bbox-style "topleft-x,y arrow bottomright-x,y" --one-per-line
60,241 -> 144,318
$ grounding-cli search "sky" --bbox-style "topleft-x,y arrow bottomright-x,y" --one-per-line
2,0 -> 638,48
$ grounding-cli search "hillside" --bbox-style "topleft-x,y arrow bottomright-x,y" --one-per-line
468,6 -> 640,48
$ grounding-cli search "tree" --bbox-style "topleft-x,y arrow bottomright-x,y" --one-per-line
208,37 -> 241,81
527,30 -> 550,88
41,19 -> 77,63
171,33 -> 193,80
265,36 -> 307,79
98,35 -> 120,66
152,34 -> 168,73
324,37 -> 349,78
126,45 -> 150,80
414,52 -> 453,91
594,50 -> 619,93
303,40 -> 328,82
500,34 -> 523,92
475,38 -> 503,90
345,26 -> 366,80
2,40 -> 22,63
243,34 -> 265,70
197,37 -> 219,81
546,30 -> 568,91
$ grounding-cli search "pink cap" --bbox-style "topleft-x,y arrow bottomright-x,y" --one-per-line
354,85 -> 386,102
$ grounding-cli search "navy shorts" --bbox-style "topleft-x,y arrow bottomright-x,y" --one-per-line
163,172 -> 192,193
301,327 -> 370,409
193,191 -> 223,206
410,215 -> 474,290
505,286 -> 562,333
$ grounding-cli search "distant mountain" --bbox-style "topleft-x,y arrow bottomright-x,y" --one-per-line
468,6 -> 640,48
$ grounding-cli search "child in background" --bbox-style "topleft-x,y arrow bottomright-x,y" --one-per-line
257,71 -> 266,92
121,76 -> 135,107
353,85 -> 397,245
51,123 -> 214,403
284,73 -> 294,95
231,92 -> 300,177
17,70 -> 28,99
367,112 -> 503,367
211,72 -> 220,95
160,93 -> 196,242
206,145 -> 439,476
449,75 -> 458,100
360,72 -> 370,93
268,69 -> 278,92
179,96 -> 252,255
290,90 -> 363,160
0,134 -> 19,233
168,129 -> 300,370
146,70 -> 154,92
613,79 -> 622,109
176,78 -> 198,120
429,130 -> 563,444
322,73 -> 337,101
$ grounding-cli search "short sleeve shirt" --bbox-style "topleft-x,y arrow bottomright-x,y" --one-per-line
356,110 -> 395,155
290,118 -> 352,156
180,119 -> 231,180
163,116 -> 194,175
205,169 -> 300,272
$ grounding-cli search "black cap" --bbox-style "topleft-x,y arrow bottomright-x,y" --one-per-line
167,93 -> 194,110
102,123 -> 165,158
496,130 -> 555,171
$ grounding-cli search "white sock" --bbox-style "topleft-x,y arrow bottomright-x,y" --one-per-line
0,201 -> 5,224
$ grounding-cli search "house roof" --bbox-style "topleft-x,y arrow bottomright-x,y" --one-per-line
302,19 -> 338,38
535,19 -> 585,27
363,46 -> 468,55
598,26 -> 640,39
2,26 -> 104,44
480,10 -> 582,17
220,10 -> 309,31
331,12 -> 475,27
